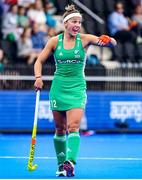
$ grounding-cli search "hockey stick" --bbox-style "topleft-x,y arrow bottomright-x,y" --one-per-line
27,90 -> 40,171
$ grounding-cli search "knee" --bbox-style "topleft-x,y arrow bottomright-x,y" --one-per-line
68,122 -> 80,133
55,124 -> 67,135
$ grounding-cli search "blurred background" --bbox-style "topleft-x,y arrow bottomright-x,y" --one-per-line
0,0 -> 142,134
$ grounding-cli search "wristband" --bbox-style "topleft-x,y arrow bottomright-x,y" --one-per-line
35,76 -> 42,79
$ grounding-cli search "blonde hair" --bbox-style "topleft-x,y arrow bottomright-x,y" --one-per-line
63,4 -> 80,19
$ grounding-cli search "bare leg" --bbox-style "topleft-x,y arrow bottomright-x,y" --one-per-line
53,110 -> 67,135
66,108 -> 84,133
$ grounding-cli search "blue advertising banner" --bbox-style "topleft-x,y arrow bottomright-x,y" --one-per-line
86,91 -> 142,130
0,91 -> 142,131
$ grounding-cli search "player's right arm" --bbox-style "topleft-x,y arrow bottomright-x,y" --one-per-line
34,36 -> 58,89
81,33 -> 117,47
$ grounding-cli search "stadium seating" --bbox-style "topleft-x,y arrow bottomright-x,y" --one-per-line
0,0 -> 141,66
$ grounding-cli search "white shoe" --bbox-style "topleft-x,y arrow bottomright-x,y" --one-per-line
56,164 -> 66,177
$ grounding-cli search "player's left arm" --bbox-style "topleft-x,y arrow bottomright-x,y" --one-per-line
81,34 -> 117,47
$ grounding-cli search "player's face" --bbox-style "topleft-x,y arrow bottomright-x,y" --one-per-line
65,17 -> 82,36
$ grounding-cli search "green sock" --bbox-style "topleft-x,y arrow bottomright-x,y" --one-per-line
53,134 -> 67,165
67,132 -> 80,164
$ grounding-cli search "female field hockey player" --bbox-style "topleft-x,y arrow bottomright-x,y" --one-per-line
34,4 -> 117,177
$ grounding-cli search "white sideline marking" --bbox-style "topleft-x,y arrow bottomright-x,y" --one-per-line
0,156 -> 142,161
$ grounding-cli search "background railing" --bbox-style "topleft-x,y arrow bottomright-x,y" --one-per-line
0,64 -> 142,91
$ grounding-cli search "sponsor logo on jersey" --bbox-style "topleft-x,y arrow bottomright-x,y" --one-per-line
74,49 -> 80,54
75,54 -> 80,58
74,50 -> 80,58
57,59 -> 82,64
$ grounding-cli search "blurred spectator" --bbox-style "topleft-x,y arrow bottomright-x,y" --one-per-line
0,49 -> 4,59
18,6 -> 30,29
0,1 -> 4,16
0,1 -> 4,38
18,0 -> 35,8
2,4 -> 20,41
108,1 -> 137,63
86,54 -> 100,66
17,27 -> 40,65
108,2 -> 137,42
1,0 -> 10,15
31,22 -> 47,51
132,4 -> 142,62
44,1 -> 56,28
0,41 -> 4,58
44,0 -> 64,34
131,0 -> 142,6
44,1 -> 57,37
132,4 -> 142,37
27,0 -> 47,32
0,40 -> 4,71
4,0 -> 17,5
0,49 -> 4,71
0,48 -> 4,62
44,0 -> 57,14
0,39 -> 17,63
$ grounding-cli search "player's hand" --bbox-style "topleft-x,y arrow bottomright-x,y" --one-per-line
34,78 -> 43,91
97,35 -> 111,45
